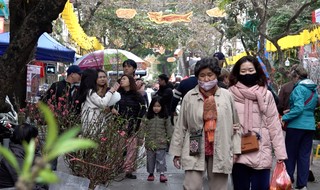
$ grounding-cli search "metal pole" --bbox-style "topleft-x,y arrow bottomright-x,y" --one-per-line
116,49 -> 119,79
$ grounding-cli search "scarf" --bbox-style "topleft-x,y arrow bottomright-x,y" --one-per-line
200,87 -> 218,143
229,82 -> 267,134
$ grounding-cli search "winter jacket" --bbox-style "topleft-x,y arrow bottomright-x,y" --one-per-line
0,143 -> 24,188
231,87 -> 287,169
282,79 -> 318,130
155,85 -> 173,114
170,76 -> 198,113
277,81 -> 295,115
145,116 -> 173,150
42,80 -> 81,114
81,90 -> 120,132
169,86 -> 241,174
117,90 -> 146,136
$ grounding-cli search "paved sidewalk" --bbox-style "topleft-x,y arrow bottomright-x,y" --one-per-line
104,154 -> 320,190
57,154 -> 320,190
105,154 -> 233,190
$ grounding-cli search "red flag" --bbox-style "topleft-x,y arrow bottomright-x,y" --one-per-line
34,61 -> 45,78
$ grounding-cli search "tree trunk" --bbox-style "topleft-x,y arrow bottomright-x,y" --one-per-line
0,0 -> 68,112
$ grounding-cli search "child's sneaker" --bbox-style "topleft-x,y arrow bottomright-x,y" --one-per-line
160,174 -> 167,183
147,174 -> 155,181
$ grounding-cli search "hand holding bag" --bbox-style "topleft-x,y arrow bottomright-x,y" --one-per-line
270,162 -> 292,190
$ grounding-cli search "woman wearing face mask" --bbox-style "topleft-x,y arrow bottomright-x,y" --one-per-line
169,57 -> 241,190
229,55 -> 287,190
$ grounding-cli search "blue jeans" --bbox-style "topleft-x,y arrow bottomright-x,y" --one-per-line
285,128 -> 314,188
232,163 -> 270,190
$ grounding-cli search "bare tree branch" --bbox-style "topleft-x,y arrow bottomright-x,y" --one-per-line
81,1 -> 103,29
273,0 -> 315,41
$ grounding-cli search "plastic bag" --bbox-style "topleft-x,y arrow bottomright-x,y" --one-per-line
270,162 -> 292,190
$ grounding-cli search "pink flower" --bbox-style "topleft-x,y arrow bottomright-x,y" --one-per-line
100,137 -> 107,142
117,130 -> 126,137
62,110 -> 69,116
75,100 -> 79,104
58,97 -> 65,101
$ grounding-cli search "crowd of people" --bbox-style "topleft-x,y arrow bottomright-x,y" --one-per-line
0,52 -> 319,190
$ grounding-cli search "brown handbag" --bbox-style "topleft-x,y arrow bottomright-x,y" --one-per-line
241,132 -> 260,154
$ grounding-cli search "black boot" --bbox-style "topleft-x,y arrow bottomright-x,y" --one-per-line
308,170 -> 315,182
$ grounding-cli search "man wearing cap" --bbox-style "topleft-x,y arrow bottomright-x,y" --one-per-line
42,65 -> 82,170
43,65 -> 82,105
213,52 -> 227,68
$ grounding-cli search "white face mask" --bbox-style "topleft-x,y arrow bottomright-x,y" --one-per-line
198,79 -> 218,91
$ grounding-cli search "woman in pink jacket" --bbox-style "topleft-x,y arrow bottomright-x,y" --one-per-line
229,55 -> 287,190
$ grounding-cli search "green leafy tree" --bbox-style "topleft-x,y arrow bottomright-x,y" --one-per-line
220,0 -> 317,84
73,0 -> 226,75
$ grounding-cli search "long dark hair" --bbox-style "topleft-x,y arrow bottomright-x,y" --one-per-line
78,69 -> 98,105
229,55 -> 267,87
118,74 -> 138,93
10,123 -> 38,144
147,96 -> 168,119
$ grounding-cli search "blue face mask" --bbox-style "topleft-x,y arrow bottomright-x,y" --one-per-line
198,79 -> 218,91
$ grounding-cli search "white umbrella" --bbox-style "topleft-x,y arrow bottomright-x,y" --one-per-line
75,49 -> 145,70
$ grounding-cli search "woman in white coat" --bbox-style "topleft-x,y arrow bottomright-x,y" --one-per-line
169,57 -> 241,190
78,69 -> 120,133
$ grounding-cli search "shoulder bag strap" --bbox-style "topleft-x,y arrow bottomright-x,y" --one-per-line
304,91 -> 314,106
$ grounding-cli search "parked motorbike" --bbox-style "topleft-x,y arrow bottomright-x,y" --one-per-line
0,96 -> 18,145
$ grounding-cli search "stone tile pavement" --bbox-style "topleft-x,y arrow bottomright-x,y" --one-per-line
56,154 -> 320,190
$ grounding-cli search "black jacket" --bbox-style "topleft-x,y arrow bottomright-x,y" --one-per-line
42,80 -> 80,114
0,143 -> 24,188
170,76 -> 198,113
117,90 -> 146,136
155,84 -> 173,114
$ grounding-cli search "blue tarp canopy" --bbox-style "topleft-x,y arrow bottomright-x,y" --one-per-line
0,32 -> 75,63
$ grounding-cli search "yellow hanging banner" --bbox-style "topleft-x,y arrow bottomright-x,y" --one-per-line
61,2 -> 104,51
266,26 -> 320,52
